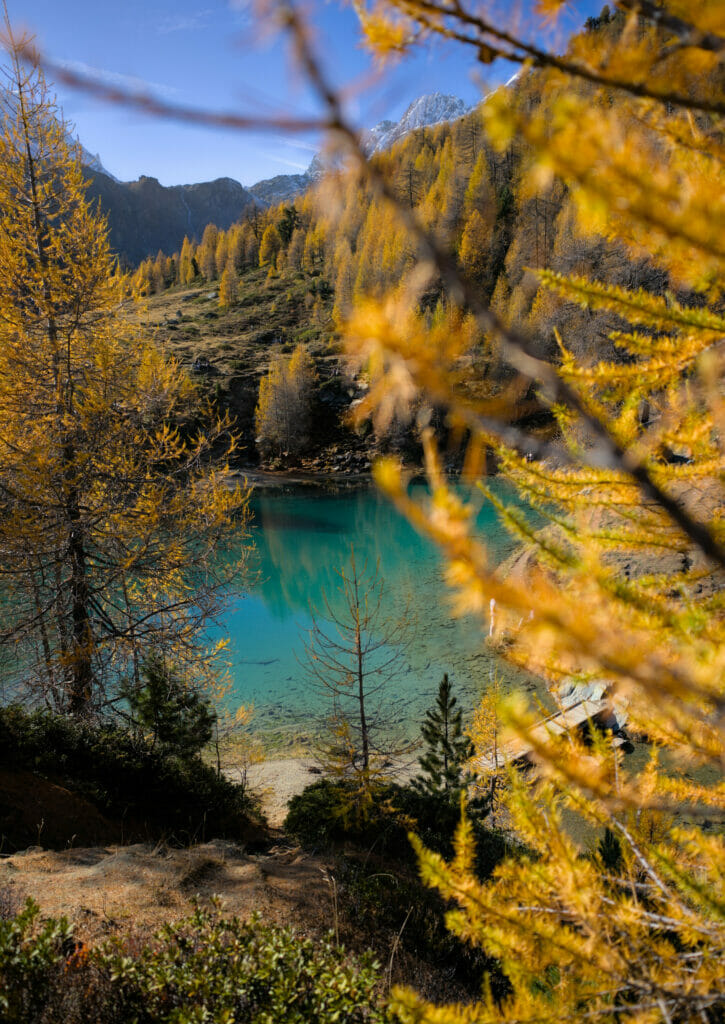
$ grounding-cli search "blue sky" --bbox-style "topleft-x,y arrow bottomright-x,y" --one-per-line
12,0 -> 602,187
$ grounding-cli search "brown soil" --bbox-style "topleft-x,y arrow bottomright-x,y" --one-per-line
0,769 -> 122,854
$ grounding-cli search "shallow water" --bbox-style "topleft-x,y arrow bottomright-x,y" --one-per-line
218,481 -> 537,745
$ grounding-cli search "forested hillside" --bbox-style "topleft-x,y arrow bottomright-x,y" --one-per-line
131,11 -> 679,470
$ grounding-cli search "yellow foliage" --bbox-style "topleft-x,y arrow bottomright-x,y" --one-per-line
0,43 -> 249,714
337,3 -> 725,1020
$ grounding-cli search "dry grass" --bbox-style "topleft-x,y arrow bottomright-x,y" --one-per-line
0,839 -> 334,945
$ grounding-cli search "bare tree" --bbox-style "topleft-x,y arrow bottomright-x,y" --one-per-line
302,546 -> 415,814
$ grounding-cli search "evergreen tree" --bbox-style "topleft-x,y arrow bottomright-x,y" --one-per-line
122,653 -> 216,760
413,674 -> 473,802
277,204 -> 300,246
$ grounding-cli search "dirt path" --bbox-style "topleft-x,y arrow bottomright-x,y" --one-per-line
244,758 -> 324,827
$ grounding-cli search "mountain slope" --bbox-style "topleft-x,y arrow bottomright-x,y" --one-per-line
81,91 -> 469,264
85,172 -> 258,266
246,94 -> 469,207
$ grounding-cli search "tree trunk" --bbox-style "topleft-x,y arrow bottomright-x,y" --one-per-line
64,453 -> 94,716
356,621 -> 369,772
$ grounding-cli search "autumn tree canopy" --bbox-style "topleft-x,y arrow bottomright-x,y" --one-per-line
0,40 -> 248,715
331,3 -> 725,1022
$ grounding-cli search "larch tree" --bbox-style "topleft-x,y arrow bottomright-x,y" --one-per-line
255,345 -> 316,460
302,548 -> 413,818
219,259 -> 239,308
458,208 -> 489,282
179,235 -> 197,285
0,40 -> 248,716
198,222 -> 218,281
338,2 -> 725,1021
258,223 -> 282,270
215,232 -> 229,279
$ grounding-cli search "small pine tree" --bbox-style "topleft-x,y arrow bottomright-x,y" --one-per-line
413,674 -> 473,802
123,654 -> 216,761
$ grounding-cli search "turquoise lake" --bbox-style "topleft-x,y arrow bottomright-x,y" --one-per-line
218,481 -> 540,746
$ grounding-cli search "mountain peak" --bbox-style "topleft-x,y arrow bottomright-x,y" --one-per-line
364,93 -> 469,153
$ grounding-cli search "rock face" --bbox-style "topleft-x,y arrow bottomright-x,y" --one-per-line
363,93 -> 470,153
245,92 -> 470,206
78,143 -> 118,181
84,171 -> 258,266
249,172 -> 313,206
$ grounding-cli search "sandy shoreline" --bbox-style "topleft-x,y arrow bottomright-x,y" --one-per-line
243,757 -> 323,827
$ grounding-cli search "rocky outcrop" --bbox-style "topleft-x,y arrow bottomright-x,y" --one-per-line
249,172 -> 313,206
363,93 -> 470,152
84,171 -> 259,265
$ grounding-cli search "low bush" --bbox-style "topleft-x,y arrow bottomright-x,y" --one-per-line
0,899 -> 387,1024
101,903 -> 387,1024
284,778 -> 512,877
284,780 -> 519,998
0,704 -> 253,845
0,899 -> 73,1022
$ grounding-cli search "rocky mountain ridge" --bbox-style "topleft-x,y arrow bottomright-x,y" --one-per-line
84,172 -> 258,266
363,93 -> 469,153
82,91 -> 470,262
251,93 -> 469,205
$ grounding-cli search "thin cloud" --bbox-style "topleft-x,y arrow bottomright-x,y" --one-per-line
259,153 -> 309,171
285,139 -> 318,153
228,0 -> 252,16
157,10 -> 214,35
57,60 -> 178,100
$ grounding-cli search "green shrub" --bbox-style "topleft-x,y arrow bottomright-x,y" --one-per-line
284,779 -> 512,877
121,654 -> 216,761
100,903 -> 387,1024
0,899 -> 73,1022
0,705 -> 251,845
0,900 -> 387,1024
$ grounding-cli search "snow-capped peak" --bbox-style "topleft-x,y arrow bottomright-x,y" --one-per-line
363,93 -> 470,154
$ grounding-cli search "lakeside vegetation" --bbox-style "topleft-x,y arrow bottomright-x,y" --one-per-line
1,2 -> 724,1023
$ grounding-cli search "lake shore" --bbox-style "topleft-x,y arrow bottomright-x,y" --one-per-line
229,467 -> 372,491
